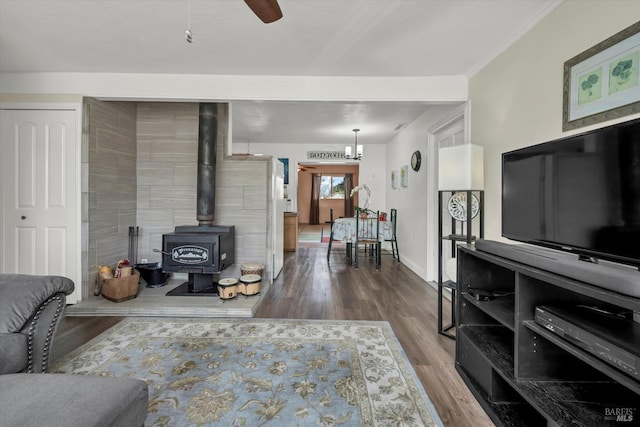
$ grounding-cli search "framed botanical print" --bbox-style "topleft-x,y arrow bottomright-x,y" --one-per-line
563,21 -> 640,131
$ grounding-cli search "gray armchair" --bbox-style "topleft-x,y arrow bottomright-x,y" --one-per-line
0,274 -> 150,426
0,274 -> 74,374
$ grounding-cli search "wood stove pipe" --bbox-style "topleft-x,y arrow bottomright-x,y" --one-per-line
197,103 -> 218,226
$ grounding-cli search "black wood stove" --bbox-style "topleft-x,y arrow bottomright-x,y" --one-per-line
163,103 -> 235,296
163,225 -> 234,295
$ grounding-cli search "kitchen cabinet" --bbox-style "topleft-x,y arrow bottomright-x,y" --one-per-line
284,212 -> 298,252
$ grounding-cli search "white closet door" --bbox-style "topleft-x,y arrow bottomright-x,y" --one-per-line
0,109 -> 80,303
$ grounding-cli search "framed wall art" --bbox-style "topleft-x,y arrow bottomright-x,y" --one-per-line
391,170 -> 398,189
400,165 -> 409,187
563,21 -> 640,131
278,158 -> 289,184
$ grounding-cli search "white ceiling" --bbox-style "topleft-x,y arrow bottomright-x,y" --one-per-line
232,100 -> 438,146
0,0 -> 561,146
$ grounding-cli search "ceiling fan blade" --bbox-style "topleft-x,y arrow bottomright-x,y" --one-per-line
244,0 -> 283,23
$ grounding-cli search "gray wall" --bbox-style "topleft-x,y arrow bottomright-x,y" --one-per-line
135,102 -> 271,280
85,98 -> 138,299
82,100 -> 271,299
136,102 -> 198,265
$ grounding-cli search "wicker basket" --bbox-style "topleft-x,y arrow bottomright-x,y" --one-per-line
100,272 -> 140,303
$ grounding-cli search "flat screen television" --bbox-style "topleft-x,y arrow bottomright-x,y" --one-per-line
502,117 -> 640,268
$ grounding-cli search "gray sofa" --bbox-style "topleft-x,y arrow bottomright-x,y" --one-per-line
0,274 -> 149,427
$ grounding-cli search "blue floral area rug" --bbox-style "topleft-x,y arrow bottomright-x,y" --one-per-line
52,318 -> 443,427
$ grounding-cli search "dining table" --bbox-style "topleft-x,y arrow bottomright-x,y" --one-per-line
331,217 -> 394,265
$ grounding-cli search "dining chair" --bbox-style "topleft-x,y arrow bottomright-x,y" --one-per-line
326,208 -> 350,263
385,208 -> 400,262
354,209 -> 381,270
326,208 -> 336,262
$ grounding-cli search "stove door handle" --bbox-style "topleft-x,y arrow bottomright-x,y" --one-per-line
153,249 -> 171,255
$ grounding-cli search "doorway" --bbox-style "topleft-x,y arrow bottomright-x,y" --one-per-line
426,104 -> 470,282
296,163 -> 359,226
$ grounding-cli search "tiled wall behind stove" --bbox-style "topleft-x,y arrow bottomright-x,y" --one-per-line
85,98 -> 137,299
136,102 -> 268,277
82,101 -> 268,299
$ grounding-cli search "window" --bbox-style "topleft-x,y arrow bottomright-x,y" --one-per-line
320,175 -> 345,199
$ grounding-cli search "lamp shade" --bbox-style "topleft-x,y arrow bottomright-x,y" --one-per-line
438,144 -> 484,190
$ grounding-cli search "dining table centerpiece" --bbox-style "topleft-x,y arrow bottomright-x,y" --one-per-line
350,184 -> 371,218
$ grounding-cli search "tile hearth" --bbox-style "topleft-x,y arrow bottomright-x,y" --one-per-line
66,276 -> 266,318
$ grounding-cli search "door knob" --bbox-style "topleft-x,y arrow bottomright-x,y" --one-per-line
21,216 -> 26,220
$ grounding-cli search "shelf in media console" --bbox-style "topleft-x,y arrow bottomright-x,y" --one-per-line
475,239 -> 640,299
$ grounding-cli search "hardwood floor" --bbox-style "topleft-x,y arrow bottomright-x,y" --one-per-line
53,245 -> 493,427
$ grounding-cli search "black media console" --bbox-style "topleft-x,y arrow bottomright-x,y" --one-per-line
456,242 -> 640,426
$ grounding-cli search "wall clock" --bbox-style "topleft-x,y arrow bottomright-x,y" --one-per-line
411,150 -> 421,171
447,192 -> 479,222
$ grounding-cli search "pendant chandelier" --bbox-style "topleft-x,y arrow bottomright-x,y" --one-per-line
345,128 -> 363,160
185,0 -> 193,43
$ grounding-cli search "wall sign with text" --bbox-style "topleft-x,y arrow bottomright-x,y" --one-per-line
306,151 -> 346,160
